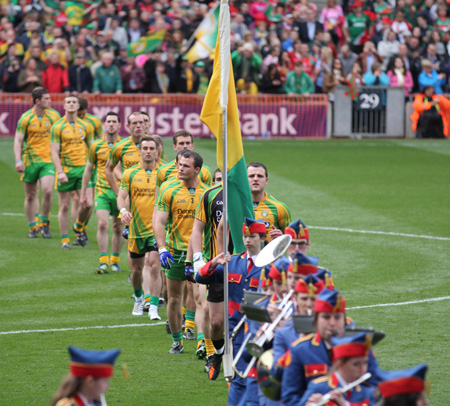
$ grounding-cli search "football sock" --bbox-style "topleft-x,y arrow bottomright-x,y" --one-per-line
185,310 -> 195,330
205,339 -> 215,356
99,253 -> 109,265
61,234 -> 70,244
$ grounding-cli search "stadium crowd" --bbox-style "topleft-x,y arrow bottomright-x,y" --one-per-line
1,0 -> 450,97
15,86 -> 431,406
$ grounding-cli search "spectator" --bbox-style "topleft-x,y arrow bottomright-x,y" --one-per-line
262,43 -> 281,73
363,61 -> 390,85
338,43 -> 357,75
231,42 -> 262,85
0,56 -> 22,92
24,42 -> 47,73
284,60 -> 315,94
299,8 -> 324,45
237,75 -> 259,94
378,30 -> 400,71
41,52 -> 70,94
127,17 -> 146,44
391,10 -> 412,43
314,46 -> 334,93
93,31 -> 118,61
387,56 -> 414,95
149,60 -> 170,93
108,17 -> 128,51
17,58 -> 42,93
429,30 -> 447,60
93,52 -> 122,94
323,58 -> 348,99
120,56 -> 146,93
418,58 -> 446,94
411,85 -> 450,138
297,43 -> 317,79
278,50 -> 293,83
319,0 -> 344,46
230,13 -> 247,43
434,4 -> 450,36
68,52 -> 93,94
18,21 -> 43,51
355,41 -> 384,74
422,43 -> 447,77
45,37 -> 72,69
345,1 -> 372,54
0,29 -> 25,58
261,63 -> 284,94
294,0 -> 318,21
346,61 -> 365,88
193,61 -> 209,95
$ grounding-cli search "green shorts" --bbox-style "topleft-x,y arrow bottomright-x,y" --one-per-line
88,169 -> 97,189
57,166 -> 84,192
22,163 -> 55,183
128,236 -> 157,258
95,189 -> 119,216
165,249 -> 187,281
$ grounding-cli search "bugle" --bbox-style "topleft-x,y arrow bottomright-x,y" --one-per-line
308,372 -> 372,406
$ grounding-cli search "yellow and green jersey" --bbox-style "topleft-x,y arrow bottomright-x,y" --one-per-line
109,138 -> 141,172
83,113 -> 103,139
156,159 -> 213,189
51,117 -> 93,168
88,135 -> 122,197
120,163 -> 158,238
254,192 -> 292,242
157,179 -> 209,252
16,107 -> 61,165
195,183 -> 223,261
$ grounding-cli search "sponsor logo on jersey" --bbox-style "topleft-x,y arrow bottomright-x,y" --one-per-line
177,199 -> 187,203
134,178 -> 143,182
262,211 -> 269,217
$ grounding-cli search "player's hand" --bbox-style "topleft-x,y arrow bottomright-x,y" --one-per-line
121,211 -> 132,225
211,252 -> 231,268
193,252 -> 205,274
184,261 -> 195,283
80,194 -> 88,209
58,171 -> 68,184
15,160 -> 25,172
159,248 -> 174,269
269,228 -> 282,240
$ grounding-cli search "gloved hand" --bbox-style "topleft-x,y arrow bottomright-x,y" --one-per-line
159,247 -> 174,269
185,261 -> 195,283
193,252 -> 206,274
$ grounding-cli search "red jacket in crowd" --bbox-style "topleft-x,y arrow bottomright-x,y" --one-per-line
41,64 -> 70,94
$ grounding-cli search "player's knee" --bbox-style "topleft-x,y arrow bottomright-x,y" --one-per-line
59,201 -> 70,212
210,316 -> 224,331
111,221 -> 122,234
98,220 -> 108,233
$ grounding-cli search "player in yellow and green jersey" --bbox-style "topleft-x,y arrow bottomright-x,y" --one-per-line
154,150 -> 209,354
117,137 -> 162,321
79,112 -> 124,274
13,87 -> 60,238
156,130 -> 212,190
247,162 -> 292,242
50,94 -> 93,249
71,98 -> 103,245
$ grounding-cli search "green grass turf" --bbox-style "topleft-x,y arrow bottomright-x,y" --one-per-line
0,137 -> 449,405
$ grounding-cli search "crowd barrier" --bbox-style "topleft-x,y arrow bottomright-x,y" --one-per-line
0,93 -> 329,138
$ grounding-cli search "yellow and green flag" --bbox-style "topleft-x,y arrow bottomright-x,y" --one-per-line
200,26 -> 254,254
127,30 -> 166,57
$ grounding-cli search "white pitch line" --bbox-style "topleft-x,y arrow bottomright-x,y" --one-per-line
309,226 -> 450,241
0,322 -> 165,336
4,212 -> 450,241
347,296 -> 450,310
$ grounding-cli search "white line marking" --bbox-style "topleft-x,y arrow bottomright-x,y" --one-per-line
309,226 -> 450,241
0,322 -> 166,335
4,212 -> 450,241
347,296 -> 450,310
3,297 -> 450,335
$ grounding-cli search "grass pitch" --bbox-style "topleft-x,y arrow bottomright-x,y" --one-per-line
0,137 -> 449,405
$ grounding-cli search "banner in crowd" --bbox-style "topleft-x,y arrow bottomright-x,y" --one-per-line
0,94 -> 328,138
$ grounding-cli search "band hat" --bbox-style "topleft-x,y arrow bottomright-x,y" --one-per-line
269,257 -> 293,284
284,219 -> 309,241
259,266 -> 273,288
316,268 -> 334,288
378,364 -> 428,398
242,217 -> 266,235
331,332 -> 371,361
314,288 -> 346,313
69,346 -> 121,379
291,252 -> 318,275
295,274 -> 325,296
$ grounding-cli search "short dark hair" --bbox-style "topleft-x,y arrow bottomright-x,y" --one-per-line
247,162 -> 268,177
140,111 -> 150,119
180,150 -> 203,170
213,168 -> 222,182
104,111 -> 120,123
139,136 -> 157,149
173,130 -> 193,145
151,134 -> 163,148
175,148 -> 190,162
32,87 -> 49,104
78,97 -> 88,111
64,93 -> 79,102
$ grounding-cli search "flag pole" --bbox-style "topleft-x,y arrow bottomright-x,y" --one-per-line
218,0 -> 233,381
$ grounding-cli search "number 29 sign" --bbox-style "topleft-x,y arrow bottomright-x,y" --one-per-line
356,90 -> 383,110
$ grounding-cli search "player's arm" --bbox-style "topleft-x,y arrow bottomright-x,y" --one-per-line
13,131 -> 25,172
50,141 -> 68,184
104,159 -> 120,196
113,164 -> 122,182
217,216 -> 230,254
153,209 -> 170,250
117,188 -> 132,225
80,161 -> 94,208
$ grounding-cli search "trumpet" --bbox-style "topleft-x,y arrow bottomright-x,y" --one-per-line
232,290 -> 295,379
308,372 -> 372,406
